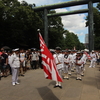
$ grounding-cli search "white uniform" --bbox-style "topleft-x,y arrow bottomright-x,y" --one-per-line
68,54 -> 73,75
75,55 -> 84,80
81,53 -> 87,75
72,53 -> 77,70
89,52 -> 96,68
53,53 -> 63,86
63,54 -> 70,79
9,53 -> 20,85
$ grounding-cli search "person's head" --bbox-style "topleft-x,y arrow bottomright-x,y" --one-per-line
20,48 -> 24,53
7,50 -> 12,55
68,50 -> 71,54
76,51 -> 81,57
92,50 -> 95,53
55,47 -> 61,54
1,48 -> 5,53
13,48 -> 19,54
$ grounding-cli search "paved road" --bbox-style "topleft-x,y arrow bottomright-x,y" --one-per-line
0,62 -> 100,100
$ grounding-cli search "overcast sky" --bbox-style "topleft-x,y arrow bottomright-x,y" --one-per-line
18,0 -> 98,43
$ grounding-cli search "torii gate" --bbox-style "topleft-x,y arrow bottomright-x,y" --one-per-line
33,0 -> 100,52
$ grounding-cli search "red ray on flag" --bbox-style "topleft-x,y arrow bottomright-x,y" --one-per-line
39,33 -> 63,82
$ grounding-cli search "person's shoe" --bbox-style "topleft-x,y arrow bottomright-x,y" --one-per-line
68,74 -> 71,76
76,78 -> 79,80
59,86 -> 62,89
67,78 -> 69,80
0,76 -> 1,80
21,74 -> 24,77
15,82 -> 20,85
71,70 -> 74,72
81,74 -> 84,76
79,79 -> 82,81
4,75 -> 7,78
12,82 -> 15,86
54,85 -> 59,88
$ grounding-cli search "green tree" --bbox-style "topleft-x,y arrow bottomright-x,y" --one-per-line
48,10 -> 66,49
64,30 -> 82,50
0,0 -> 43,49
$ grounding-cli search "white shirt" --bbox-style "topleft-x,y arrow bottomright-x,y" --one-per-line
9,53 -> 20,68
53,53 -> 63,70
19,53 -> 26,61
31,52 -> 38,61
90,52 -> 96,61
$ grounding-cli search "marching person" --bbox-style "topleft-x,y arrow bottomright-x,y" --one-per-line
75,52 -> 84,81
29,48 -> 38,70
63,50 -> 70,80
80,51 -> 87,76
89,50 -> 97,68
71,50 -> 77,71
9,48 -> 20,86
67,50 -> 73,76
53,47 -> 63,89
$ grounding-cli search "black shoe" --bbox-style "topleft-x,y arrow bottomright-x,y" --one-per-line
76,78 -> 79,80
21,74 -> 24,77
79,79 -> 82,81
0,76 -> 1,80
4,75 -> 7,78
67,78 -> 69,80
54,85 -> 59,88
59,86 -> 62,89
69,74 -> 71,76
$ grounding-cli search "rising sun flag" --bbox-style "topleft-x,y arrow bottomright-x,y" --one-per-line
39,33 -> 63,82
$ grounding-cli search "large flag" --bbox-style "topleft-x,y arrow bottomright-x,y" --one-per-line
39,33 -> 63,82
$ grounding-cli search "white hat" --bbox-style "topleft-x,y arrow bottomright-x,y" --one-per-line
12,48 -> 19,51
84,49 -> 89,52
92,50 -> 94,52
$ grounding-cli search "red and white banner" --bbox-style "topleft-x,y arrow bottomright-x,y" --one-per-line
39,33 -> 63,82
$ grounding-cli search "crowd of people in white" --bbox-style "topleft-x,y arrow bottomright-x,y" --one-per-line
0,47 -> 100,87
52,47 -> 100,89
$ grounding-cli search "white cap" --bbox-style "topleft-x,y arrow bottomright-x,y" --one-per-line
84,49 -> 89,52
12,48 -> 19,51
92,50 -> 94,52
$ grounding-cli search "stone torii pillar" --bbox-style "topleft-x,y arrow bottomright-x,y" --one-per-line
88,1 -> 94,52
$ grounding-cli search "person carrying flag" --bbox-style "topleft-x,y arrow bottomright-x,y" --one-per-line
38,30 -> 63,89
53,47 -> 63,89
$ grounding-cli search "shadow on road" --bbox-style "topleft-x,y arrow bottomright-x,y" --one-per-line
37,86 -> 59,100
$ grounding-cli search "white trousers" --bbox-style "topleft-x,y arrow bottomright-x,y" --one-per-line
56,69 -> 62,86
11,67 -> 19,83
90,59 -> 96,68
63,64 -> 69,73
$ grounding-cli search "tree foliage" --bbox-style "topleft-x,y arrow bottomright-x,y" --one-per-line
64,30 -> 84,50
0,0 -> 43,49
0,0 -> 84,50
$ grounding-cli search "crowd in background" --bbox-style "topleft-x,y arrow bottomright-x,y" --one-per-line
0,48 -> 42,81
